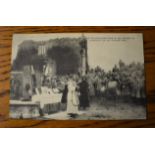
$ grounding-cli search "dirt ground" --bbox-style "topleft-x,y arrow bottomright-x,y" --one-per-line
76,101 -> 146,120
43,99 -> 146,120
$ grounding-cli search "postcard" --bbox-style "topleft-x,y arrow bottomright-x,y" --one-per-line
10,33 -> 146,120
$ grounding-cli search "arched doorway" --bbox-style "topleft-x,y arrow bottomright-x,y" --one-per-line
47,45 -> 82,75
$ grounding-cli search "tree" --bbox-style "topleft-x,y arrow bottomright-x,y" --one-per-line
12,40 -> 38,70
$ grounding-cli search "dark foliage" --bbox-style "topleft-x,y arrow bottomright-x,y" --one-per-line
12,40 -> 38,70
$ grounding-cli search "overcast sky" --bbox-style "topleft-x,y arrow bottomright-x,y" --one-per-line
12,33 -> 144,71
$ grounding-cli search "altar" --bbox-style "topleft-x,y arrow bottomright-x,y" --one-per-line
10,91 -> 63,119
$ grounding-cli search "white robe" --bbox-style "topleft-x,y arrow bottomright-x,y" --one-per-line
67,81 -> 79,114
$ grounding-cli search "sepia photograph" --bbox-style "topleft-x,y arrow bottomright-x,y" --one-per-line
10,33 -> 146,120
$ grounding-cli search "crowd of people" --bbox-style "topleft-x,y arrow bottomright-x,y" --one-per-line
46,60 -> 145,102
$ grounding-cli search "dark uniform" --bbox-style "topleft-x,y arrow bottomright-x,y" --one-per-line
79,79 -> 89,110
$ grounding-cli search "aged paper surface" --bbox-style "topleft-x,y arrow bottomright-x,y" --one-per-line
10,33 -> 146,120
